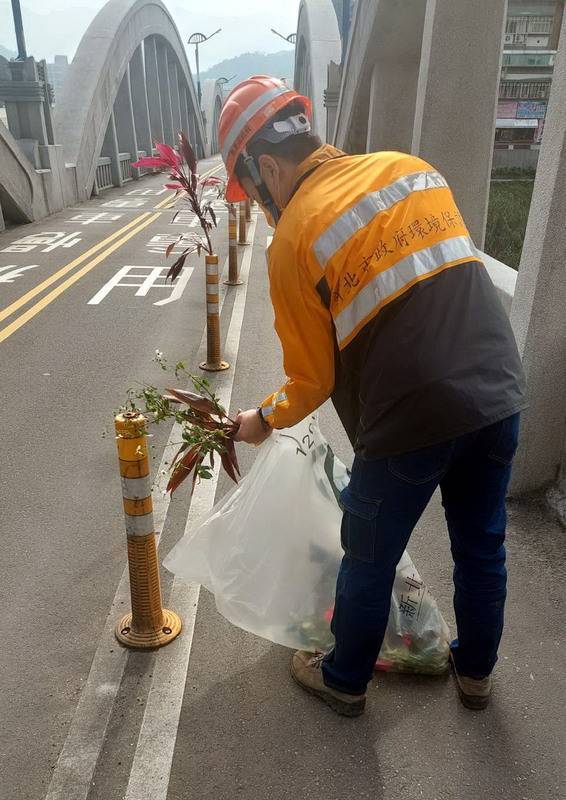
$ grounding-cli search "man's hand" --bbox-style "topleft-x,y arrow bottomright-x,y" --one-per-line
234,408 -> 273,446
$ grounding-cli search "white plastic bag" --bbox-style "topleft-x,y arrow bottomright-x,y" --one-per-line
164,415 -> 450,674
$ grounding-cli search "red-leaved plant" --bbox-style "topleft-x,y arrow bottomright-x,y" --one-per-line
129,359 -> 241,495
129,138 -> 238,494
132,134 -> 224,281
162,387 -> 240,494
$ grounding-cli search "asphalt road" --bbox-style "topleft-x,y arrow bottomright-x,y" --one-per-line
1,159 -> 565,800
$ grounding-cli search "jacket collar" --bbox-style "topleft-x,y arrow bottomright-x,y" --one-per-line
289,144 -> 345,199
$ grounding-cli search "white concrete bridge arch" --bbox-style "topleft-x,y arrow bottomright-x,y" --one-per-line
55,0 -> 207,201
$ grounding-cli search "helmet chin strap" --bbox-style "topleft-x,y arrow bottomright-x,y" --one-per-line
242,149 -> 281,225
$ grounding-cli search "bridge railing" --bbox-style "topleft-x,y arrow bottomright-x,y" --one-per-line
119,153 -> 134,183
95,157 -> 113,191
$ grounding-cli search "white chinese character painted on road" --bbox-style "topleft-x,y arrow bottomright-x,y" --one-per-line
101,199 -> 147,208
169,212 -> 201,228
70,212 -> 124,225
87,265 -> 193,307
127,188 -> 168,196
169,202 -> 227,227
146,233 -> 193,255
0,264 -> 40,283
0,231 -> 82,254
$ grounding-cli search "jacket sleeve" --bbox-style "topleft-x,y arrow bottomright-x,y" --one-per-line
260,245 -> 335,429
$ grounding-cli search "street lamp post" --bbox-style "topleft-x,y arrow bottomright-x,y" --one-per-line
217,75 -> 236,97
188,29 -> 222,108
270,28 -> 297,45
11,0 -> 28,60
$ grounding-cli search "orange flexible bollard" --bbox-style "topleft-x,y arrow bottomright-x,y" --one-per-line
225,203 -> 242,286
238,200 -> 248,244
114,412 -> 182,649
201,253 -> 229,371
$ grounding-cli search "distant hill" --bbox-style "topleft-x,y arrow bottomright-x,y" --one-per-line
0,44 -> 16,59
201,50 -> 295,86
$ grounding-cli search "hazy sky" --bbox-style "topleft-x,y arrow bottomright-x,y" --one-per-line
1,0 -> 302,68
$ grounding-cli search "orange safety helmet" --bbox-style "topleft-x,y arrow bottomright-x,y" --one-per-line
219,75 -> 313,203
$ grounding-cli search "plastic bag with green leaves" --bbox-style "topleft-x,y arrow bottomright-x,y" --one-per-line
164,415 -> 450,675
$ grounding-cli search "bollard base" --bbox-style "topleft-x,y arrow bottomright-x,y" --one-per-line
115,608 -> 182,649
224,278 -> 244,286
200,360 -> 230,372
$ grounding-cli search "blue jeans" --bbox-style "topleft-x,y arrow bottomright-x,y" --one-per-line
322,414 -> 520,696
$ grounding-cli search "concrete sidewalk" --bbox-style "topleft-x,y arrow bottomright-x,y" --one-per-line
2,183 -> 564,799
162,215 -> 565,799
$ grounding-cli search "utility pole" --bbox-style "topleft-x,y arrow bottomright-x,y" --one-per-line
188,29 -> 222,108
11,0 -> 28,60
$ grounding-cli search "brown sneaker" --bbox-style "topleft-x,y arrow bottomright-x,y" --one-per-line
450,652 -> 492,710
290,651 -> 366,717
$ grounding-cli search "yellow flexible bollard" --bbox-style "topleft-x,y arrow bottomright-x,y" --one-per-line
115,412 -> 182,649
201,253 -> 229,371
225,203 -> 242,286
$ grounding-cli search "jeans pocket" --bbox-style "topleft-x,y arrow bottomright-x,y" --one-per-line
488,414 -> 520,466
340,488 -> 382,563
387,440 -> 453,485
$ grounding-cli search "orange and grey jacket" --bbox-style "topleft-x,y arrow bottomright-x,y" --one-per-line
260,145 -> 526,457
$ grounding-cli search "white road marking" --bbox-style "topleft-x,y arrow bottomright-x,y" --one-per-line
0,264 -> 40,283
87,265 -> 194,306
127,188 -> 167,196
0,231 -> 82,253
70,212 -> 124,225
101,199 -> 147,208
44,251 -> 233,800
123,216 -> 258,800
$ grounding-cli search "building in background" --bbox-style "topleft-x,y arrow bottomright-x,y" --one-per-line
494,0 -> 565,169
46,56 -> 69,103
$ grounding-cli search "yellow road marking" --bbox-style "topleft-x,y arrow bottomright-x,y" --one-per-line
0,212 -> 153,324
154,194 -> 177,209
0,213 -> 161,345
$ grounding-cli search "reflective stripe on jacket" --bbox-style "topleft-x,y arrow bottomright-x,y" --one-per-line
260,146 -> 526,457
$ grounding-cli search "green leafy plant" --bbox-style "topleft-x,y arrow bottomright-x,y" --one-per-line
128,355 -> 240,495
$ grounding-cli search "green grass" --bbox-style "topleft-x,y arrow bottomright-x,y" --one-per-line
485,180 -> 535,270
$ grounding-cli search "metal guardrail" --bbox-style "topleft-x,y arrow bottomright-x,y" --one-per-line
136,150 -> 150,175
95,156 -> 113,191
119,152 -> 133,183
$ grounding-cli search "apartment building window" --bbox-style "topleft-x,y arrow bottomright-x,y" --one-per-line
528,16 -> 553,34
500,80 -> 552,99
502,52 -> 555,66
495,127 -> 536,145
506,16 -> 529,35
505,14 -> 554,46
506,15 -> 553,35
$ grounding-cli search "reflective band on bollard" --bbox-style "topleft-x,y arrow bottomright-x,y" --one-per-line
201,253 -> 229,371
225,203 -> 242,286
114,412 -> 182,649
